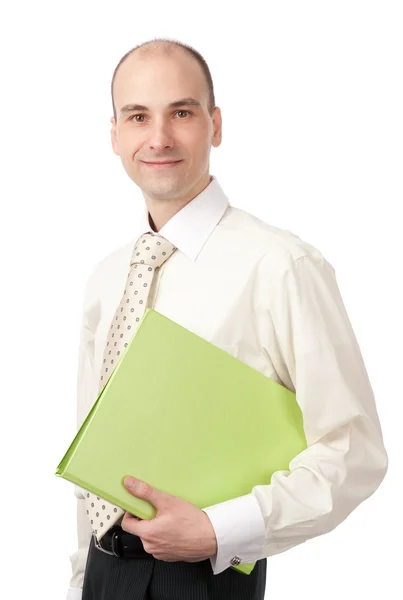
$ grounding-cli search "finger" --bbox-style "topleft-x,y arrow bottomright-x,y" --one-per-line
152,555 -> 205,563
123,510 -> 141,521
181,557 -> 206,563
154,555 -> 180,562
121,512 -> 141,532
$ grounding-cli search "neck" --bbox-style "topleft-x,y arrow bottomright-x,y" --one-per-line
144,173 -> 212,232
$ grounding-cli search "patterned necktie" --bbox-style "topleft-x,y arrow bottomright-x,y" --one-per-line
84,231 -> 177,541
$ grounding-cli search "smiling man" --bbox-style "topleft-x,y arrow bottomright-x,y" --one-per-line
110,42 -> 221,232
66,37 -> 388,600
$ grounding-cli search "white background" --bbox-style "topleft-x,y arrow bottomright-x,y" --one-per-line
1,1 -> 401,598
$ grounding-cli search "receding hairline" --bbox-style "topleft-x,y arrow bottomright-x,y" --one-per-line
113,43 -> 199,93
111,39 -> 215,119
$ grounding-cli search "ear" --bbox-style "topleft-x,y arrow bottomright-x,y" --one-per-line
110,116 -> 119,156
211,106 -> 222,148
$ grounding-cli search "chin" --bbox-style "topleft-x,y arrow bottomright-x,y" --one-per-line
145,179 -> 184,197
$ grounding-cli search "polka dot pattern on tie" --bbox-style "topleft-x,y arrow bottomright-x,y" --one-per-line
84,232 -> 177,542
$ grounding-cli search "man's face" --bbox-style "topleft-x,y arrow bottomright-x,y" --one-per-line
111,50 -> 222,201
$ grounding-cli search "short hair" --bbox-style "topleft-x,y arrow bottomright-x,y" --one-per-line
111,37 -> 216,120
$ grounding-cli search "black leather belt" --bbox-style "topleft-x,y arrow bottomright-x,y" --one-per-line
93,525 -> 154,559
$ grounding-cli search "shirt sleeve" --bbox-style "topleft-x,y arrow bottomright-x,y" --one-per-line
202,253 -> 389,574
66,269 -> 100,597
202,494 -> 266,574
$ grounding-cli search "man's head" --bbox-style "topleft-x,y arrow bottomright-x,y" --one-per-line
110,38 -> 222,203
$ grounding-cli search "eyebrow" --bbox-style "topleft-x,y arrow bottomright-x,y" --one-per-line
119,97 -> 202,115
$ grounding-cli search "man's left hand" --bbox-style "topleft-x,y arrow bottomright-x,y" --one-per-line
121,476 -> 218,563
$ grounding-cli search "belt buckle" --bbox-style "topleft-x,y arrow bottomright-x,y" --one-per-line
93,532 -> 121,557
111,531 -> 122,557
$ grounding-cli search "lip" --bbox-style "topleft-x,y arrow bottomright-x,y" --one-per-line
142,160 -> 183,169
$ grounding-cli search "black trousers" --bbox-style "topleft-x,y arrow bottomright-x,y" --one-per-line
82,535 -> 267,600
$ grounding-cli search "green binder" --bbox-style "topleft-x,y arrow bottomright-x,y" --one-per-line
56,308 -> 307,575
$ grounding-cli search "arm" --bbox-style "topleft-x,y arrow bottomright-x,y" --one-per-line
66,496 -> 93,599
66,271 -> 100,599
203,253 -> 389,574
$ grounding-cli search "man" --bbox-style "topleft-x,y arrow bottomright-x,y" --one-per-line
66,37 -> 388,600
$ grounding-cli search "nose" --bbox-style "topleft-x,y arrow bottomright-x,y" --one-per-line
147,121 -> 174,153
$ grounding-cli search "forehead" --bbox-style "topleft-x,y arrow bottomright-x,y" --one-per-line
113,51 -> 208,111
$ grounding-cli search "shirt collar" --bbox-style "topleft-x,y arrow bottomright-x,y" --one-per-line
133,174 -> 230,262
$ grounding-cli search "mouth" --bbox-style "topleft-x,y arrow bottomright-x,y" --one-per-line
142,160 -> 183,169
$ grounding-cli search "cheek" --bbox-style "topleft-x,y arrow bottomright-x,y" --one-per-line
117,136 -> 142,163
181,130 -> 208,157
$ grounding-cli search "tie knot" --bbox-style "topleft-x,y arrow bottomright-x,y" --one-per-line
130,232 -> 177,269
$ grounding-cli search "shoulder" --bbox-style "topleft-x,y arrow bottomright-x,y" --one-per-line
221,205 -> 335,276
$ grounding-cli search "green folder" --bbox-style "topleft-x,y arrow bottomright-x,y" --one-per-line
56,308 -> 307,575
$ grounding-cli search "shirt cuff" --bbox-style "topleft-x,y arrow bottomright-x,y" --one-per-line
74,485 -> 86,499
202,493 -> 266,575
66,587 -> 82,600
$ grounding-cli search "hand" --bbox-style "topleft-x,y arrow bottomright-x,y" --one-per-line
121,476 -> 218,563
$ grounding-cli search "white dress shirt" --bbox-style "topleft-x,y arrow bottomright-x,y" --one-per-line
66,174 -> 388,599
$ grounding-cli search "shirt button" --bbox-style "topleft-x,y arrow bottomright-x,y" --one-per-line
230,555 -> 241,566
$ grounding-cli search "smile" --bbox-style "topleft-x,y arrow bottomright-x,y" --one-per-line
142,160 -> 183,169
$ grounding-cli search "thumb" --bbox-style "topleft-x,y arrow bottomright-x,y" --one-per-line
123,476 -> 167,509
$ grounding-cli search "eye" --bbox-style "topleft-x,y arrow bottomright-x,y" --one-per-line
129,110 -> 192,123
